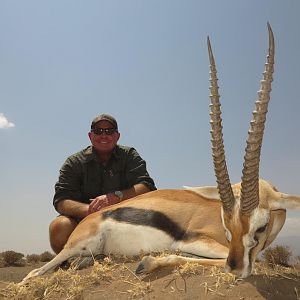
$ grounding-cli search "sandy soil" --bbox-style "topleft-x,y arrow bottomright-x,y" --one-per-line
0,260 -> 299,300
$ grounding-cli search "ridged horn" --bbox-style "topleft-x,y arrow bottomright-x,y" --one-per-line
240,23 -> 275,214
208,36 -> 235,211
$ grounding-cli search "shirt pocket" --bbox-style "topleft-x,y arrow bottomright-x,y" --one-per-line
103,165 -> 123,193
82,163 -> 103,201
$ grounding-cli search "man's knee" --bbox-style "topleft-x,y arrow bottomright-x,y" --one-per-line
49,216 -> 78,254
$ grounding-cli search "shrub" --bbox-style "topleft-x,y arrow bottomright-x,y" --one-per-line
39,251 -> 55,262
1,250 -> 25,266
262,245 -> 293,267
27,254 -> 40,264
15,258 -> 26,267
0,257 -> 5,268
295,255 -> 300,266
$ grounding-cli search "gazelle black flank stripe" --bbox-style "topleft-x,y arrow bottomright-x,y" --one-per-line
102,207 -> 199,241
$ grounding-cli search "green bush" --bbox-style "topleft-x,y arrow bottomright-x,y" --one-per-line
262,245 -> 293,267
39,251 -> 55,262
1,250 -> 25,266
26,254 -> 40,264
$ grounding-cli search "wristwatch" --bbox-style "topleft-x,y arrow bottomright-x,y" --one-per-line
114,190 -> 123,201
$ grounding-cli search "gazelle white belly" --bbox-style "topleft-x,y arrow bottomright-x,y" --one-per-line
100,220 -> 174,256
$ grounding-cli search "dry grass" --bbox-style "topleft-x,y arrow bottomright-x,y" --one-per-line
125,280 -> 152,299
1,267 -> 86,300
171,262 -> 241,296
1,253 -> 299,300
0,255 -> 153,300
253,261 -> 300,278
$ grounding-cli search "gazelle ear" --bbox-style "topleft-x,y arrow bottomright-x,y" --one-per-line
183,186 -> 220,200
269,192 -> 300,210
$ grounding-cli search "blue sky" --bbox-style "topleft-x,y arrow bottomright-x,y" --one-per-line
1,1 -> 299,256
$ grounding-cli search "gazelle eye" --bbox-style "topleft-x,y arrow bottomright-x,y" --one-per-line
256,225 -> 267,234
254,225 -> 267,243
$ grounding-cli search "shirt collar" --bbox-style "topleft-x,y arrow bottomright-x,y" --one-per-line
83,145 -> 121,163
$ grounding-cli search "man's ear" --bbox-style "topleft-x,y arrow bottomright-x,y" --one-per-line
116,132 -> 121,141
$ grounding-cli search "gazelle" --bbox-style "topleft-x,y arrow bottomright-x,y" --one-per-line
22,24 -> 300,283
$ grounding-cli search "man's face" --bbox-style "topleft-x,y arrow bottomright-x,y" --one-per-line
88,120 -> 120,154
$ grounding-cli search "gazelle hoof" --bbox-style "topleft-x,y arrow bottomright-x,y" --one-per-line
135,262 -> 145,274
135,255 -> 156,274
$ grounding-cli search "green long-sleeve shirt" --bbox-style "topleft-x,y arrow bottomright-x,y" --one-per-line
53,145 -> 156,208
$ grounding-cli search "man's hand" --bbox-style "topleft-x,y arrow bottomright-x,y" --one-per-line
88,193 -> 119,214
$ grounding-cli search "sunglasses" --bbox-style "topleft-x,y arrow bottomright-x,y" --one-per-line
91,128 -> 118,135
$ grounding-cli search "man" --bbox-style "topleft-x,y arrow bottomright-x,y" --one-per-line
50,113 -> 156,254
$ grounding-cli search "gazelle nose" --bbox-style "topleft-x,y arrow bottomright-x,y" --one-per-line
225,264 -> 243,277
225,259 -> 251,278
225,257 -> 244,276
227,257 -> 237,269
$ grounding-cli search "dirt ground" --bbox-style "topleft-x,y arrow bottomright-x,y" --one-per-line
0,259 -> 299,300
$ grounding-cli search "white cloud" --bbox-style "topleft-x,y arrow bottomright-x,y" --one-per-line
0,113 -> 15,129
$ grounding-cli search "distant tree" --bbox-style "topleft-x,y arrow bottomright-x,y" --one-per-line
262,245 -> 293,267
39,251 -> 55,262
1,250 -> 25,266
27,254 -> 40,264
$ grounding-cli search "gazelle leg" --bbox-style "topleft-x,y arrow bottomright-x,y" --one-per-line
21,222 -> 105,284
175,237 -> 229,259
136,238 -> 228,274
20,247 -> 78,284
136,255 -> 226,274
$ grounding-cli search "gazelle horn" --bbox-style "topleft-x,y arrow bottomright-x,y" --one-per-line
240,23 -> 275,214
208,36 -> 235,211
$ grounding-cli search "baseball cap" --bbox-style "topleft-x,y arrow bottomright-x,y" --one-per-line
91,113 -> 118,130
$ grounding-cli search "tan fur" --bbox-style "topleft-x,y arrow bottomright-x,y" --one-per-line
21,179 -> 299,284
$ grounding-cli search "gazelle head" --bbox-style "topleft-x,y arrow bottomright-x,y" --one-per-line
208,23 -> 300,278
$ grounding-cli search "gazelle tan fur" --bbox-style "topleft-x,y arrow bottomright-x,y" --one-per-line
22,24 -> 300,283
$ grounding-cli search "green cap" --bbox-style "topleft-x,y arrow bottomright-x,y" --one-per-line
91,113 -> 118,130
